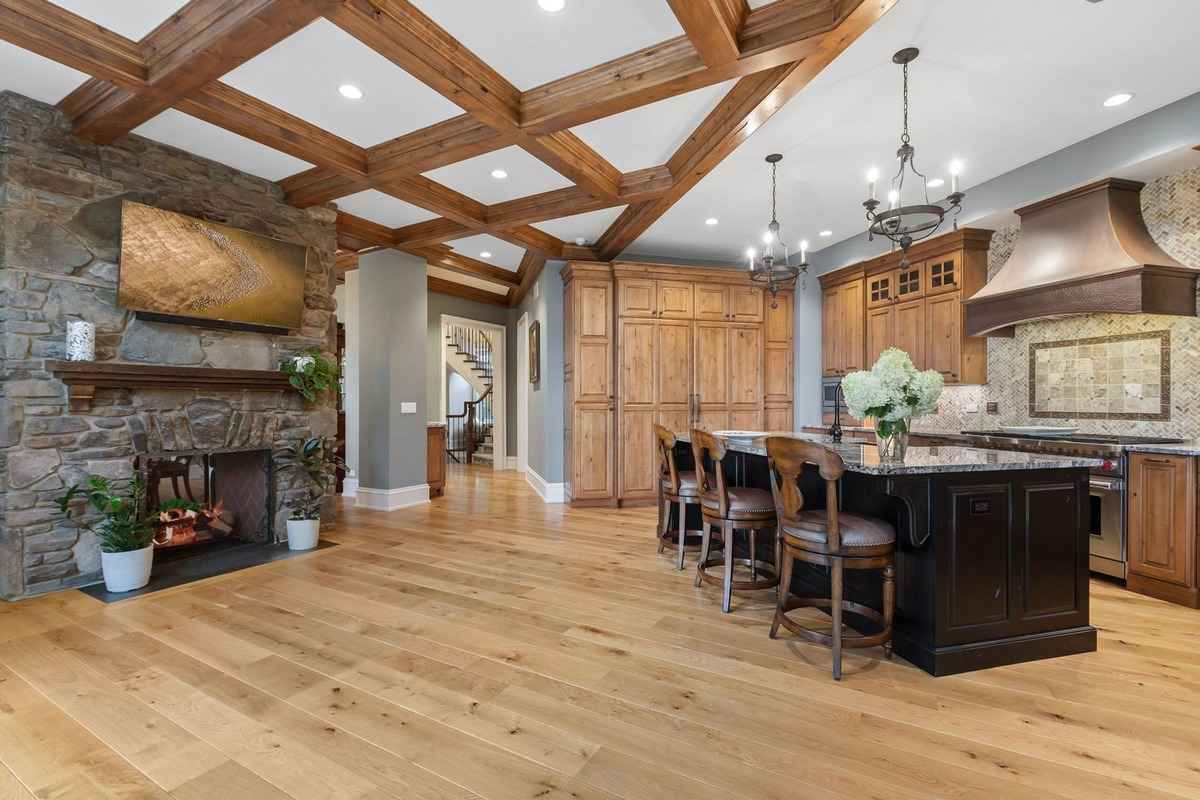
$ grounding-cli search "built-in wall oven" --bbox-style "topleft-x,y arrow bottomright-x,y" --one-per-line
821,377 -> 842,416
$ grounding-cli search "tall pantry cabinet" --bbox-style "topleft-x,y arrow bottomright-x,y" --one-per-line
562,261 -> 794,507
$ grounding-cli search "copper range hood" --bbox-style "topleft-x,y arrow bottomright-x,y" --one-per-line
963,178 -> 1198,336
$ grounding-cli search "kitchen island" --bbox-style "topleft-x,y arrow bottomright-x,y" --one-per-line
675,432 -> 1102,675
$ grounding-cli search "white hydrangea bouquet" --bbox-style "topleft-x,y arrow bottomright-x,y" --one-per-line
840,347 -> 943,460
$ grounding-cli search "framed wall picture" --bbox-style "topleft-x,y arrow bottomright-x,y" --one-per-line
529,320 -> 541,385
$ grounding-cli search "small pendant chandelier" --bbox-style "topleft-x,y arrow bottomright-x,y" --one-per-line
862,48 -> 965,265
747,153 -> 807,307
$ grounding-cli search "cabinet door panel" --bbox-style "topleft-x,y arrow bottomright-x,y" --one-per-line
618,279 -> 655,318
657,281 -> 693,319
619,410 -> 657,498
695,323 -> 729,406
579,283 -> 611,337
765,291 -> 792,345
765,404 -> 793,432
895,263 -> 924,300
894,298 -> 926,370
730,286 -> 763,323
695,285 -> 729,320
926,252 -> 960,296
1129,453 -> 1196,586
577,341 -> 611,402
619,320 -> 655,406
865,305 -> 894,369
729,325 -> 763,408
655,321 -> 693,407
697,410 -> 730,432
866,272 -> 894,308
657,409 -> 691,439
764,346 -> 792,403
729,410 -> 763,431
926,292 -> 961,383
839,279 -> 865,373
573,407 -> 613,499
822,287 -> 840,375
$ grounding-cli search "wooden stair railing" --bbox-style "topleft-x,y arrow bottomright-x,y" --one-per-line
444,324 -> 495,463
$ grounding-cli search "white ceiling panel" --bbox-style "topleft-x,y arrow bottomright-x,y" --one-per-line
571,80 -> 735,172
409,0 -> 683,91
221,19 -> 463,147
428,265 -> 508,295
424,146 -> 573,204
0,41 -> 88,103
335,190 -> 436,228
631,0 -> 1200,262
48,0 -> 187,41
532,206 -> 627,246
134,109 -> 313,181
446,234 -> 526,272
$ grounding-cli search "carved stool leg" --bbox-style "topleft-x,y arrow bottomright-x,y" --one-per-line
831,559 -> 844,680
721,520 -> 735,613
676,500 -> 687,571
695,523 -> 712,588
769,545 -> 794,640
657,495 -> 670,552
749,529 -> 757,582
882,562 -> 896,659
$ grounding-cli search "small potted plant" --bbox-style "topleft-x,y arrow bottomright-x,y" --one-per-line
280,347 -> 338,403
275,436 -> 345,551
57,475 -> 155,592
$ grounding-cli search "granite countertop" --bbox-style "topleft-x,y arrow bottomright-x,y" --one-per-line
676,431 -> 1102,475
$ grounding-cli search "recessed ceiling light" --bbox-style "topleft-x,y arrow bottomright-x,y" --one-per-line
538,0 -> 565,11
480,251 -> 492,259
1104,92 -> 1133,108
927,177 -> 945,188
491,168 -> 508,180
338,84 -> 363,100
819,230 -> 833,237
705,217 -> 718,226
574,237 -> 586,246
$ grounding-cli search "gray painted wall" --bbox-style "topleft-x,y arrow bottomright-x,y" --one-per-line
514,262 -> 565,483
794,89 -> 1200,424
358,250 -> 427,490
425,292 -> 516,453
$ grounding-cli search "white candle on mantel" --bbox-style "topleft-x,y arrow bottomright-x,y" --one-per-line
867,167 -> 880,201
949,159 -> 964,194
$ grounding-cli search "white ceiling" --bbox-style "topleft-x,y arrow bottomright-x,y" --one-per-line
409,0 -> 683,91
47,0 -> 186,40
335,189 -> 436,228
0,40 -> 86,103
221,19 -> 463,148
424,145 -> 573,205
445,234 -> 526,271
634,0 -> 1200,261
532,206 -> 627,245
133,109 -> 312,181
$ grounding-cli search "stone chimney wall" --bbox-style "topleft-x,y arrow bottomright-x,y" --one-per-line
0,92 -> 339,599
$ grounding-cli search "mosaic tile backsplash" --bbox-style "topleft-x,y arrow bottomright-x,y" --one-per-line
1029,331 -> 1169,420
914,162 -> 1200,438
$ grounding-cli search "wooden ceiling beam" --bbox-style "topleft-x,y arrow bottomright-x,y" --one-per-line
393,218 -> 475,249
280,167 -> 371,208
519,130 -> 622,200
337,211 -> 396,249
489,227 -> 571,260
368,115 -> 520,183
428,275 -> 509,307
0,0 -> 145,88
509,251 -> 547,307
412,246 -> 520,289
375,174 -> 488,228
68,0 -> 336,143
486,186 -> 619,230
667,0 -> 747,68
595,0 -> 894,260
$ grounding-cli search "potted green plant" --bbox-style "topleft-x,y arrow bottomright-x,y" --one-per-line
57,475 -> 155,592
280,347 -> 339,403
275,436 -> 345,550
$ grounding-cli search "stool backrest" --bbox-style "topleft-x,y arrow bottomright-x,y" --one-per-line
765,436 -> 845,551
690,429 -> 730,517
653,424 -> 680,495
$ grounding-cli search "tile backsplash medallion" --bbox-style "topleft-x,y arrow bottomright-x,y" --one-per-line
916,162 -> 1200,438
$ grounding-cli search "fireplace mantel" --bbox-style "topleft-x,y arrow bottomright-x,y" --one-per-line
46,360 -> 293,411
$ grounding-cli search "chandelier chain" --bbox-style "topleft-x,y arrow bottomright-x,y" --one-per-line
901,60 -> 910,145
770,160 -> 778,224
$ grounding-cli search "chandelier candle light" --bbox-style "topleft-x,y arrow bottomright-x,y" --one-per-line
862,48 -> 965,266
747,153 -> 806,306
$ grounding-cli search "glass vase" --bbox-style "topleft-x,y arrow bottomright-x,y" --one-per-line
875,417 -> 911,462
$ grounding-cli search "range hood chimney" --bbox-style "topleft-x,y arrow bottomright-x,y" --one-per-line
963,178 -> 1198,336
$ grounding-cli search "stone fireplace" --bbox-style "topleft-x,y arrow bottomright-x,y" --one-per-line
0,92 -> 339,599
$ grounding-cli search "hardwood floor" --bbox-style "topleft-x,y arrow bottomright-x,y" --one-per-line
2,463 -> 1200,799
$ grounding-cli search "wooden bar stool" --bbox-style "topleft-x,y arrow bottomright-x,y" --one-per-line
691,429 -> 778,613
654,425 -> 703,570
765,436 -> 895,680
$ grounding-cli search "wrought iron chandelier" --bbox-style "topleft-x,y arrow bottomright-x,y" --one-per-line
747,153 -> 807,307
862,48 -> 965,265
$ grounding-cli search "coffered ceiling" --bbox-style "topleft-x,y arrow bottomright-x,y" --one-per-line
4,0 -> 1199,307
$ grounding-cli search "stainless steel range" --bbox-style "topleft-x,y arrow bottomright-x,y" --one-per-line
960,431 -> 1186,579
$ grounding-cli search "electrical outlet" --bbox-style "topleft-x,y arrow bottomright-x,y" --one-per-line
986,401 -> 999,415
400,402 -> 416,414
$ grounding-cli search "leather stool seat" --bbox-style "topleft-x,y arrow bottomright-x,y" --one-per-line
663,470 -> 699,498
782,511 -> 896,554
700,486 -> 775,518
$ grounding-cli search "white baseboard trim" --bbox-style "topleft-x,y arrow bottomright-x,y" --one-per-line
355,484 -> 430,511
526,468 -> 565,504
505,456 -> 517,470
341,477 -> 358,499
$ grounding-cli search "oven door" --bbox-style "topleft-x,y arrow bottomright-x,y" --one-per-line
822,377 -> 841,411
1088,476 -> 1125,578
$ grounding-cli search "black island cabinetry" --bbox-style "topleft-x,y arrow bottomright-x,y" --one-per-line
675,434 -> 1099,676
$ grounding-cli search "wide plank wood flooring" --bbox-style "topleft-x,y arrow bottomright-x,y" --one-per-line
2,463 -> 1200,799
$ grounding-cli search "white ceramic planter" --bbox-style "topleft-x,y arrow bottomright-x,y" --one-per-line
100,545 -> 153,593
286,518 -> 320,551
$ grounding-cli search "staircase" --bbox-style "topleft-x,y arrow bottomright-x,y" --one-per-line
444,324 -> 495,465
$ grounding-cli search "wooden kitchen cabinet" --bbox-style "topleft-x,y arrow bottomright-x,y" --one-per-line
1127,452 -> 1199,607
618,278 -> 656,317
926,291 -> 963,382
866,304 -> 894,369
657,281 -> 694,319
730,286 -> 764,322
819,276 -> 864,376
695,285 -> 729,320
563,263 -> 615,506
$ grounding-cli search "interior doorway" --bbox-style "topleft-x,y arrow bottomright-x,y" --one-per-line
439,314 -> 507,470
516,313 -> 529,475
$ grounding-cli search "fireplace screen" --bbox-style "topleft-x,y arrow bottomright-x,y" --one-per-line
136,448 -> 273,549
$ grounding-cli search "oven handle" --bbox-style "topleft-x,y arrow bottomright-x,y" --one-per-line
1089,478 -> 1123,492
